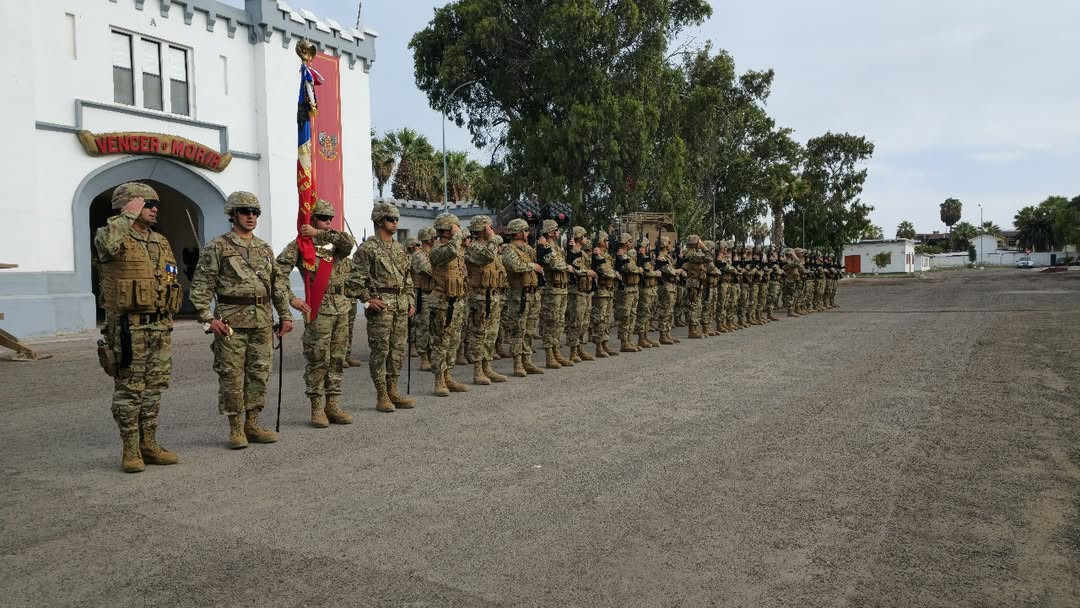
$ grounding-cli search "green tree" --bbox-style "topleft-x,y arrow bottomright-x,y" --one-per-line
1014,197 -> 1064,251
370,130 -> 396,197
949,221 -> 978,252
750,222 -> 769,246
387,128 -> 437,201
411,0 -> 712,225
895,220 -> 915,240
940,197 -> 962,231
872,251 -> 891,271
861,224 -> 884,240
783,132 -> 875,251
1054,195 -> 1080,254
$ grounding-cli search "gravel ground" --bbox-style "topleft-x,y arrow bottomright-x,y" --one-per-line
1,268 -> 1077,607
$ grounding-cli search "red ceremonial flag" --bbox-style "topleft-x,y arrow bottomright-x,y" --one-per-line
296,44 -> 334,317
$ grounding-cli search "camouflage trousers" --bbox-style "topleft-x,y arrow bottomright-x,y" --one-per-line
674,285 -> 687,323
656,283 -> 677,334
468,292 -> 504,362
526,288 -> 542,342
108,320 -> 172,437
723,283 -> 737,326
782,279 -> 798,310
590,288 -> 615,344
767,280 -> 781,313
614,286 -> 639,342
413,289 -> 432,358
346,300 -> 358,359
755,283 -> 767,318
505,287 -> 540,356
303,310 -> 348,398
429,292 -> 466,375
797,279 -> 810,310
365,291 -> 410,386
636,286 -> 657,335
564,288 -> 592,350
541,287 -> 568,352
701,286 -> 715,330
685,285 -> 704,331
826,278 -> 838,306
815,279 -> 826,308
212,326 -> 272,416
738,283 -> 751,320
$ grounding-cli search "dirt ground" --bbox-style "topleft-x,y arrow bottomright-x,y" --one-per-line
1,268 -> 1077,607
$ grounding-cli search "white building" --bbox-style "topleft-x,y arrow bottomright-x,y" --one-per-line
0,0 -> 377,337
842,239 -> 916,274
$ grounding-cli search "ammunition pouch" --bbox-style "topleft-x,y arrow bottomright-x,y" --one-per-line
548,271 -> 569,288
96,338 -> 118,377
623,273 -> 640,287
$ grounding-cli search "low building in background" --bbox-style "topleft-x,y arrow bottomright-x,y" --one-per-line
842,239 -> 916,274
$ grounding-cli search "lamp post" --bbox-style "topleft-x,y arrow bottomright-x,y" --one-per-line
978,203 -> 983,267
442,79 -> 479,211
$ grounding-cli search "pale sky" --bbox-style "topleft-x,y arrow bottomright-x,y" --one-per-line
272,0 -> 1080,235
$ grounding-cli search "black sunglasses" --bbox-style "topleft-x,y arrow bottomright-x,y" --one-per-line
314,214 -> 334,222
234,207 -> 261,217
382,216 -> 399,223
142,199 -> 159,209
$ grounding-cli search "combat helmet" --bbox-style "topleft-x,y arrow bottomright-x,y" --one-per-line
224,191 -> 260,214
541,219 -> 559,234
417,227 -> 436,242
572,226 -> 587,239
505,218 -> 529,234
433,212 -> 460,231
469,215 -> 492,233
404,237 -> 419,249
371,201 -> 399,223
313,199 -> 335,217
111,182 -> 159,210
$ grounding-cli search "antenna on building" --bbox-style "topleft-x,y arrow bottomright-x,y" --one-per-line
355,2 -> 362,30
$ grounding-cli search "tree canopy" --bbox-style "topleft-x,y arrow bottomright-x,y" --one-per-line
895,220 -> 915,240
940,198 -> 962,229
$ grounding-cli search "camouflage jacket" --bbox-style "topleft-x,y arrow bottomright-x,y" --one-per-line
348,236 -> 414,306
92,211 -> 177,330
190,231 -> 292,329
276,229 -> 355,316
410,248 -> 434,291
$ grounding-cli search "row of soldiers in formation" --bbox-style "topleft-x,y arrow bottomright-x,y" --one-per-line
92,181 -> 841,473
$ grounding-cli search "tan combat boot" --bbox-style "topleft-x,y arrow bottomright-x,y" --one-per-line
121,432 -> 145,473
375,380 -> 395,412
482,360 -> 507,383
473,361 -> 492,385
593,342 -> 608,358
687,325 -> 703,339
228,415 -> 248,449
576,345 -> 595,361
767,311 -> 779,321
386,376 -> 415,408
545,349 -> 562,369
522,355 -> 544,374
445,369 -> 470,392
555,348 -> 574,367
245,409 -> 279,443
433,371 -> 451,397
659,332 -> 674,345
345,356 -> 363,368
139,424 -> 178,466
325,396 -> 353,424
647,334 -> 661,347
419,355 -> 432,371
310,396 -> 329,427
513,355 -> 527,377
569,346 -> 582,363
620,338 -> 636,352
637,334 -> 651,349
604,341 -> 619,356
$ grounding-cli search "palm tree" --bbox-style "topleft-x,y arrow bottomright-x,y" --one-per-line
766,163 -> 808,248
386,128 -> 436,201
751,222 -> 769,246
895,220 -> 915,240
370,130 -> 396,197
1014,205 -> 1057,251
950,221 -> 978,251
940,198 -> 962,231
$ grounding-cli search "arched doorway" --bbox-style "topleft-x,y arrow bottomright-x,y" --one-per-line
74,157 -> 229,323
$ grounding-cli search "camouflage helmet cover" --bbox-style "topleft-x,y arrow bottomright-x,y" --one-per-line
571,226 -> 587,239
686,234 -> 701,246
618,232 -> 633,245
541,219 -> 559,234
703,240 -> 715,251
659,235 -> 671,249
469,215 -> 492,233
404,237 -> 419,248
596,230 -> 609,245
313,198 -> 335,217
505,218 -> 529,234
417,227 -> 436,242
371,202 -> 400,223
433,212 -> 460,231
111,182 -> 159,210
224,191 -> 260,214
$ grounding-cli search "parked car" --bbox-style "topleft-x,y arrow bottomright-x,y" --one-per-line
1016,257 -> 1036,268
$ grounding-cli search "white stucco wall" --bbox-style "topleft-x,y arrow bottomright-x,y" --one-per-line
842,240 -> 915,274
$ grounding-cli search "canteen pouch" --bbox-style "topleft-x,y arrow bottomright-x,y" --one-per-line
133,279 -> 155,308
96,338 -> 118,377
115,280 -> 135,310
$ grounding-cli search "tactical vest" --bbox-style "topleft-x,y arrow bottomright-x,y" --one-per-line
623,271 -> 640,287
507,245 -> 539,288
432,251 -> 467,298
412,252 -> 435,290
467,255 -> 501,290
684,260 -> 706,280
98,231 -> 182,315
576,272 -> 594,291
545,248 -> 570,288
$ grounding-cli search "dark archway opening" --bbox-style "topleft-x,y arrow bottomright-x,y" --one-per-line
88,180 -> 203,321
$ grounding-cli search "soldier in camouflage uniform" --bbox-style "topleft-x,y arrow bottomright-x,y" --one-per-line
826,254 -> 841,308
702,240 -> 721,336
191,192 -> 296,449
680,235 -> 710,338
613,233 -> 643,352
410,227 -> 436,371
502,218 -> 545,376
589,231 -> 620,357
428,213 -> 471,396
536,219 -> 575,368
564,227 -> 597,362
765,248 -> 782,322
94,182 -> 182,473
277,199 -> 357,425
464,215 -> 509,385
402,237 -> 420,359
814,251 -> 828,311
636,239 -> 662,348
715,241 -> 735,333
733,247 -> 749,328
655,236 -> 683,344
783,248 -> 803,317
349,202 -> 416,411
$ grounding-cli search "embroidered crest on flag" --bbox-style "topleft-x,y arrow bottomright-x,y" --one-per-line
318,132 -> 338,160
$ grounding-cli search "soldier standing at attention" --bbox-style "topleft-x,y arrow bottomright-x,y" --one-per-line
402,237 -> 420,359
276,199 -> 356,425
411,227 -> 436,371
680,235 -> 709,339
536,219 -> 575,368
782,248 -> 802,317
766,247 -> 782,322
702,240 -> 720,336
564,227 -> 597,362
716,241 -> 736,332
349,202 -> 415,412
590,232 -> 620,358
635,239 -> 661,348
428,213 -> 470,396
614,233 -> 642,352
502,218 -> 545,377
463,215 -> 506,385
94,182 -> 182,473
654,236 -> 682,344
190,192 -> 296,449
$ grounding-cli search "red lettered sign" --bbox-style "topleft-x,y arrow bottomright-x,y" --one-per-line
76,130 -> 232,172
